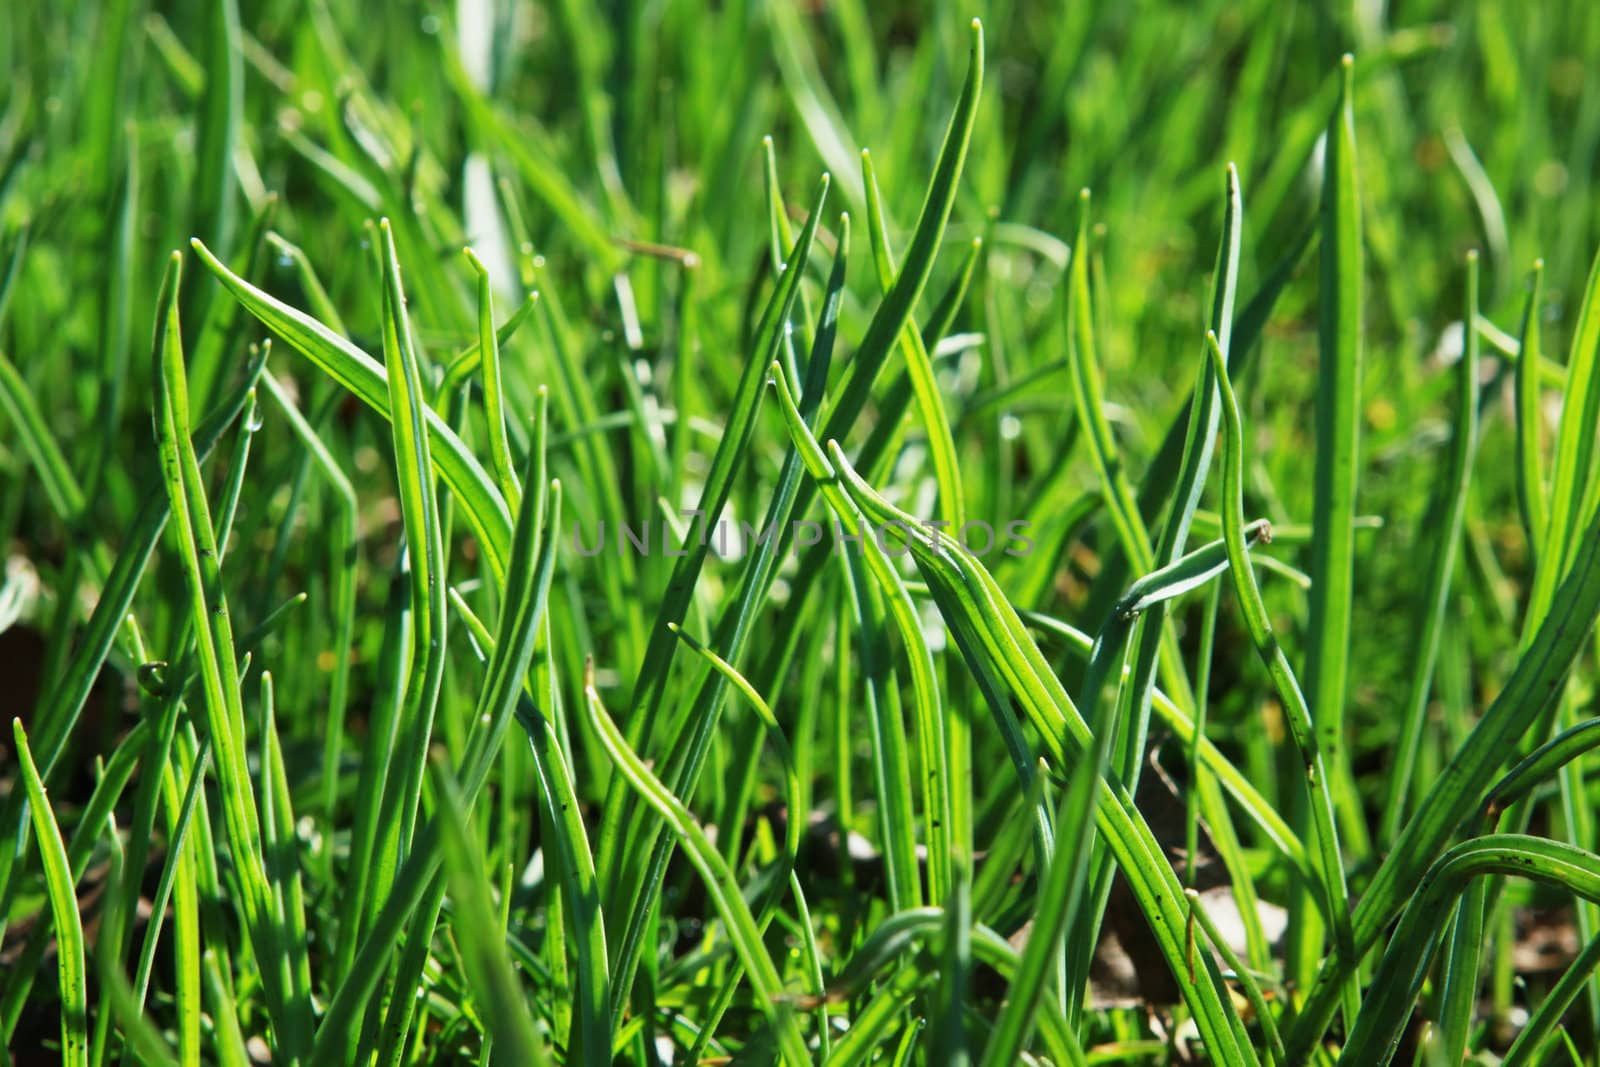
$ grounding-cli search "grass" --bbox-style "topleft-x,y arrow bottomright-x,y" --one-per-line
5,1 -> 1600,1064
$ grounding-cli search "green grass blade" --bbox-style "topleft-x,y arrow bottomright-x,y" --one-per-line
188,238 -> 514,577
1285,403 -> 1600,1059
581,672 -> 809,1065
1305,54 -> 1369,867
463,247 -> 521,511
370,216 -> 450,871
1204,331 -> 1358,1014
824,440 -> 1255,1064
1515,259 -> 1548,562
1532,242 -> 1600,627
860,148 -> 965,528
149,251 -> 286,1036
1342,835 -> 1600,1065
432,765 -> 552,1066
12,718 -> 88,1067
815,19 -> 982,451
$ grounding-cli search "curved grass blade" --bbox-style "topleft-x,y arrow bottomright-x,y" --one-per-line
369,217 -> 450,880
12,719 -> 87,1067
464,247 -> 522,510
599,194 -> 836,1014
1342,835 -> 1600,1065
1204,331 -> 1358,1014
861,148 -> 965,529
769,353 -> 951,898
814,18 -> 982,452
581,670 -> 809,1066
188,238 -> 514,577
150,252 -> 290,1037
1285,367 -> 1600,1060
312,473 -> 577,1066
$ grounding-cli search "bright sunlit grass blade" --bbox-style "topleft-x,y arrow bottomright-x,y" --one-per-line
149,251 -> 294,1046
12,718 -> 88,1067
861,148 -> 965,529
1515,259 -> 1549,560
1204,330 -> 1358,1017
1305,54 -> 1370,878
189,238 -> 515,576
582,669 -> 810,1065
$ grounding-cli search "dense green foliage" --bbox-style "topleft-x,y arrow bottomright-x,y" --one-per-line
5,1 -> 1600,1063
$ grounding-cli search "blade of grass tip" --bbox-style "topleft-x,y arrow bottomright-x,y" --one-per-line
464,247 -> 521,511
861,148 -> 965,529
745,22 -> 985,713
437,289 -> 540,407
432,764 -> 552,1066
823,440 -> 1255,1063
581,668 -> 810,1066
0,722 -> 148,1035
1203,332 -> 1359,1017
1382,251 -> 1481,848
1531,243 -> 1600,630
1515,260 -> 1548,562
1066,190 -> 1154,579
1087,222 -> 1315,620
1304,54 -> 1370,876
12,719 -> 87,1067
264,232 -> 349,336
370,216 -> 449,881
149,251 -> 287,1032
189,238 -> 514,578
763,136 -> 816,381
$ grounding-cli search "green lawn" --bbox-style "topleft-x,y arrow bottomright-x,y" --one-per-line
4,1 -> 1600,1063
